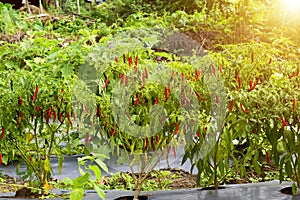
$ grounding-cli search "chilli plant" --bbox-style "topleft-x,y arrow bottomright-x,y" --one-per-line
0,69 -> 74,195
72,30 -> 211,199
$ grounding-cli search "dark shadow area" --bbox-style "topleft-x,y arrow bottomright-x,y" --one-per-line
115,195 -> 149,200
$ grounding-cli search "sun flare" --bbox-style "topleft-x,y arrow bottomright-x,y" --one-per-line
281,0 -> 300,13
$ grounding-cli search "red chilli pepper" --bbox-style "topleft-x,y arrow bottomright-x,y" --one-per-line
268,58 -> 272,64
110,128 -> 115,136
156,135 -> 159,143
240,103 -> 249,114
18,97 -> 22,106
125,76 -> 129,87
53,110 -> 57,122
67,113 -> 72,126
59,111 -> 64,123
135,55 -> 138,66
16,118 -> 22,128
212,67 -> 217,77
266,152 -> 270,164
235,71 -> 239,80
134,94 -> 139,106
293,97 -> 297,111
115,57 -> 119,64
0,153 -> 2,166
195,70 -> 200,79
173,147 -> 177,159
145,138 -> 149,150
84,104 -> 90,114
104,77 -> 109,89
229,100 -> 235,111
97,105 -> 102,118
20,111 -> 24,121
249,78 -> 258,92
128,56 -> 133,67
0,128 -> 4,140
219,64 -> 224,74
183,93 -> 190,106
154,96 -> 159,106
281,117 -> 289,128
216,95 -> 220,107
120,74 -> 125,84
290,70 -> 300,79
32,85 -> 38,103
181,73 -> 185,82
195,91 -> 206,101
175,123 -> 179,135
164,88 -> 169,102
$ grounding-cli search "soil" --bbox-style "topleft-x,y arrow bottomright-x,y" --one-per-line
102,165 -> 279,191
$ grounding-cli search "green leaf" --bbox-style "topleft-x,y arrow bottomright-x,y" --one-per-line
95,158 -> 108,173
94,183 -> 106,200
89,165 -> 102,181
285,160 -> 293,178
70,188 -> 84,200
61,65 -> 74,78
73,173 -> 90,188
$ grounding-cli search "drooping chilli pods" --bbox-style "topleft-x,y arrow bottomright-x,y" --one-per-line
195,70 -> 200,80
229,99 -> 235,111
281,117 -> 289,128
0,153 -> 2,166
211,66 -> 217,77
195,91 -> 206,101
32,85 -> 38,103
175,123 -> 179,135
153,96 -> 159,106
219,64 -> 224,74
18,97 -> 22,106
128,56 -> 133,67
134,94 -> 139,106
236,75 -> 241,91
249,78 -> 258,92
268,58 -> 272,64
97,104 -> 102,118
135,55 -> 138,66
104,77 -> 109,89
145,138 -> 149,150
240,103 -> 249,114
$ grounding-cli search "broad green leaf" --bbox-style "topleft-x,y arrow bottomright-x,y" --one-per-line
94,183 -> 106,200
73,173 -> 90,188
95,159 -> 108,173
89,165 -> 102,181
70,188 -> 84,200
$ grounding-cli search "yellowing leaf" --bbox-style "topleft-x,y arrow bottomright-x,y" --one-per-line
43,157 -> 51,172
44,180 -> 49,195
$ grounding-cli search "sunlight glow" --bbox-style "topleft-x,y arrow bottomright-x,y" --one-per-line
281,0 -> 300,13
